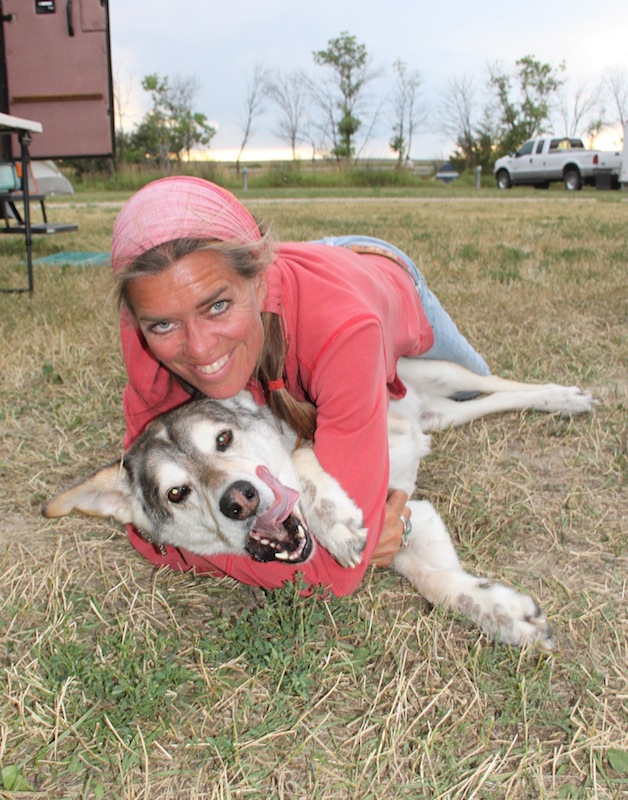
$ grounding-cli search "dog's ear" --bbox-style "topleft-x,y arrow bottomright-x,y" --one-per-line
42,463 -> 134,524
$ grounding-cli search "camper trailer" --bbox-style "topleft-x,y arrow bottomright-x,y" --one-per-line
0,0 -> 114,161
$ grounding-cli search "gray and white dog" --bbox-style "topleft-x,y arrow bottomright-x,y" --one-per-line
44,358 -> 594,651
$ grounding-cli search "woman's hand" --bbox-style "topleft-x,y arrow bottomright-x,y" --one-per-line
372,489 -> 411,568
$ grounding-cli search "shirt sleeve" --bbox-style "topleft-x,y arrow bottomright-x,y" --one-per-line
307,315 -> 392,581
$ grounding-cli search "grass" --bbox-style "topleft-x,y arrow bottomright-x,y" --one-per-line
0,187 -> 627,798
64,159 -> 454,195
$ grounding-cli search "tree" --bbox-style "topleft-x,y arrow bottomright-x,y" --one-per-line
557,78 -> 603,137
132,73 -> 216,167
439,75 -> 478,166
605,67 -> 628,128
438,75 -> 497,172
488,55 -> 565,155
113,69 -> 136,164
302,76 -> 343,158
311,31 -> 377,160
235,62 -> 269,177
266,70 -> 309,161
389,60 -> 425,166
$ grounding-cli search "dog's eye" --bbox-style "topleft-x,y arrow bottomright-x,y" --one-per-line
216,430 -> 233,452
167,485 -> 191,504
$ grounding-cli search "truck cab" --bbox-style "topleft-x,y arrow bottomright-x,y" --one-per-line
495,137 -> 594,190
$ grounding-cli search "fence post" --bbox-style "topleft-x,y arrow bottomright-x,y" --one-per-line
242,167 -> 248,191
475,165 -> 482,190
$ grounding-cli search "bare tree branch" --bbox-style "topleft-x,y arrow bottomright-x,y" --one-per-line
236,62 -> 269,175
605,67 -> 628,128
266,70 -> 310,160
557,78 -> 603,137
389,60 -> 426,165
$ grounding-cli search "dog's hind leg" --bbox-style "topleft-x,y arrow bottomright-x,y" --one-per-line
418,386 -> 595,431
392,500 -> 554,650
396,358 -> 594,431
397,358 -> 550,397
398,358 -> 592,397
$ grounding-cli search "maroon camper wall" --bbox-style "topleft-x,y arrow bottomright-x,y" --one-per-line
0,0 -> 114,159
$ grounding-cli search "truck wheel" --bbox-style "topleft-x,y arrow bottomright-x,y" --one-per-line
564,168 -> 582,191
496,170 -> 512,190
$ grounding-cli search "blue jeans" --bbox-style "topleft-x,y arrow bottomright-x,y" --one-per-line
314,235 -> 490,377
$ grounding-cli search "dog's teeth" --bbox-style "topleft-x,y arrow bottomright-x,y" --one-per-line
260,538 -> 270,546
297,526 -> 305,540
275,550 -> 289,560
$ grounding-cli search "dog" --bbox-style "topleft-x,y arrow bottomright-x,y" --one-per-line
43,358 -> 595,651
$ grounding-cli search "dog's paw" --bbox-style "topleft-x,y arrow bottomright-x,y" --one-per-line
533,385 -> 595,416
319,518 -> 368,568
307,495 -> 367,568
290,447 -> 368,568
303,489 -> 367,568
457,581 -> 555,652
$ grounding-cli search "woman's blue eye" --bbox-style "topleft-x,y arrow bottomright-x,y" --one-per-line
151,321 -> 173,333
210,300 -> 229,315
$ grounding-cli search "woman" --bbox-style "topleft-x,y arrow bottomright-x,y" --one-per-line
111,176 -> 488,596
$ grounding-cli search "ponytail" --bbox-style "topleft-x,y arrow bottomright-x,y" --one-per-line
257,313 -> 317,441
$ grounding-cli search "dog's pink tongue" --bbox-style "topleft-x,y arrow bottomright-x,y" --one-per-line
254,466 -> 299,532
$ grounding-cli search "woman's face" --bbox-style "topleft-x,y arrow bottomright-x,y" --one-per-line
126,249 -> 267,399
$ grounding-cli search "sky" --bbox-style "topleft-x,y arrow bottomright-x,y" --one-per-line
108,0 -> 628,161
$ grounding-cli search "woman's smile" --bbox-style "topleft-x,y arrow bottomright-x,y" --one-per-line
195,352 -> 231,375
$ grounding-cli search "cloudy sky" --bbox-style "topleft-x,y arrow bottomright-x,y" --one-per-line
109,0 -> 628,160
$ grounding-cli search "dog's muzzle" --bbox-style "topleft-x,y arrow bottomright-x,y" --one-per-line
219,467 -> 313,564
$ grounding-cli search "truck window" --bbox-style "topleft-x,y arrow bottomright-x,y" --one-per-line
517,141 -> 534,157
536,140 -> 545,154
553,139 -> 571,151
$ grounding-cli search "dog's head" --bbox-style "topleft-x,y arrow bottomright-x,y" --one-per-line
43,394 -> 314,564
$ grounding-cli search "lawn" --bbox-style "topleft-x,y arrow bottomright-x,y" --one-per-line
0,189 -> 626,798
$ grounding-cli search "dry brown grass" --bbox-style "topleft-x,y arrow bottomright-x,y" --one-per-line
0,192 -> 626,798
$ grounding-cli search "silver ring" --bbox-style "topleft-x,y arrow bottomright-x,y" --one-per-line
399,514 -> 412,547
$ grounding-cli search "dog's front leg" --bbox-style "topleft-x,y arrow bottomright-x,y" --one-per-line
290,445 -> 368,568
392,501 -> 554,651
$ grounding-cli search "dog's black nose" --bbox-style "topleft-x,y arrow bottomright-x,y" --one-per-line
219,481 -> 260,520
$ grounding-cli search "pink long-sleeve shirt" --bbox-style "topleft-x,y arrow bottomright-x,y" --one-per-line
120,243 -> 433,595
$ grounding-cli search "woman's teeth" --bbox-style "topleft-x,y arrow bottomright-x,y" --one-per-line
196,353 -> 229,375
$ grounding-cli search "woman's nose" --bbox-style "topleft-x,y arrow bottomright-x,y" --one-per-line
183,320 -> 215,358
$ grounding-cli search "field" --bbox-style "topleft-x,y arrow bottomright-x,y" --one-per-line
0,188 -> 626,799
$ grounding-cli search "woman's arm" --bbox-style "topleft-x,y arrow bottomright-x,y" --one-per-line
374,490 -> 410,567
306,316 -> 401,579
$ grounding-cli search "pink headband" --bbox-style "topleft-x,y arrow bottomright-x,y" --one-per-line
111,176 -> 262,273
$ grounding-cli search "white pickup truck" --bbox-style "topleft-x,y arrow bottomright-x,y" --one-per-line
494,136 -> 622,191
